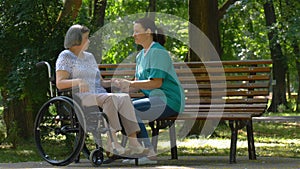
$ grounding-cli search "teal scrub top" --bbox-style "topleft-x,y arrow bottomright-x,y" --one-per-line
135,42 -> 185,113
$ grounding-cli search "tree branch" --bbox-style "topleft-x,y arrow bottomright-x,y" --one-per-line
56,0 -> 82,24
218,0 -> 238,20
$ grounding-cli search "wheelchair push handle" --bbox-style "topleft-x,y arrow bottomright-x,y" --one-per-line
36,61 -> 54,98
36,61 -> 47,68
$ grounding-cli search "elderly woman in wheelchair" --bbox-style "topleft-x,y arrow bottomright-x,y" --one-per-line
57,24 -> 149,154
35,24 -> 149,166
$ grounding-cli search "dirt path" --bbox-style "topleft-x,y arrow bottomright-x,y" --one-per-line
0,156 -> 299,169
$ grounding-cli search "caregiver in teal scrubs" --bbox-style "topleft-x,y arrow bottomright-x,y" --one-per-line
117,17 -> 185,164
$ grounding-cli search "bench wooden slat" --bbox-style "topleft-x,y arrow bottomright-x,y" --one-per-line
101,70 -> 135,76
99,63 -> 135,68
164,113 -> 255,120
176,67 -> 271,74
190,90 -> 269,97
184,111 -> 266,115
179,75 -> 270,82
102,67 -> 271,76
180,111 -> 265,115
184,98 -> 269,104
178,59 -> 272,66
99,60 -> 272,68
182,83 -> 269,89
185,89 -> 270,95
185,103 -> 267,108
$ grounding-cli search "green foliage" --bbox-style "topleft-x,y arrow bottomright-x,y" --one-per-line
97,0 -> 189,64
220,1 -> 270,60
0,0 -> 64,108
4,121 -> 19,149
276,1 -> 300,94
220,0 -> 300,103
277,104 -> 288,113
0,0 -> 77,142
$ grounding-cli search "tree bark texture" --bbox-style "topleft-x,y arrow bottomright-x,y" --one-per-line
148,0 -> 156,20
263,1 -> 287,112
187,0 -> 221,62
92,0 -> 107,28
3,91 -> 33,146
91,0 -> 107,63
181,0 -> 222,137
293,41 -> 300,112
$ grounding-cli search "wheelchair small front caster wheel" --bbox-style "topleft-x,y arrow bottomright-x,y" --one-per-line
90,149 -> 103,167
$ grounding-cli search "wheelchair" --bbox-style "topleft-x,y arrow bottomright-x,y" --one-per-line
34,61 -> 130,166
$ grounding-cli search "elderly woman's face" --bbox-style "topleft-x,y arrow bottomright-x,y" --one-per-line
81,32 -> 90,50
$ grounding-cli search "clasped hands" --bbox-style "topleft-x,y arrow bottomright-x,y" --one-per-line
111,78 -> 131,93
76,78 -> 132,93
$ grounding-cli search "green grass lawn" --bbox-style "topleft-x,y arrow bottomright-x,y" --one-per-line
0,119 -> 299,163
155,119 -> 299,158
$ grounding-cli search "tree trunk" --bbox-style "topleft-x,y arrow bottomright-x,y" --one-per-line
147,0 -> 156,20
180,0 -> 222,137
187,0 -> 221,62
92,0 -> 106,28
296,61 -> 300,112
293,41 -> 300,112
90,0 -> 107,63
263,1 -> 287,112
286,71 -> 291,100
2,89 -> 33,147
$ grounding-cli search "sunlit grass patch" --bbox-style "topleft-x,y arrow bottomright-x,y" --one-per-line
0,141 -> 41,163
156,121 -> 299,158
0,118 -> 299,163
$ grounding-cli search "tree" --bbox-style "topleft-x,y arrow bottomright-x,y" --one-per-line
1,1 -> 53,145
277,0 -> 300,112
263,0 -> 287,112
0,0 -> 82,146
181,0 -> 237,137
90,0 -> 107,63
187,0 -> 219,62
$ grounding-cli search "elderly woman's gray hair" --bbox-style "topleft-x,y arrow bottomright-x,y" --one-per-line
64,24 -> 90,49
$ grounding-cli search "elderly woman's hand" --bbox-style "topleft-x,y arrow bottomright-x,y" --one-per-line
112,78 -> 131,93
77,79 -> 89,93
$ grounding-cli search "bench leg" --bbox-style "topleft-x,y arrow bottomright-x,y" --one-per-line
169,122 -> 178,159
229,120 -> 238,164
149,121 -> 159,153
246,119 -> 256,160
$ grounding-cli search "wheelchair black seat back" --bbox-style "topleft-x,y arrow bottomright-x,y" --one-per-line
34,61 -> 115,167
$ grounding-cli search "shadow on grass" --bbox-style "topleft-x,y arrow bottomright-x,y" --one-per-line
0,121 -> 299,163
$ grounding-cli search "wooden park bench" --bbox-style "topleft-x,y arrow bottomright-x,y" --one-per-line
99,59 -> 272,163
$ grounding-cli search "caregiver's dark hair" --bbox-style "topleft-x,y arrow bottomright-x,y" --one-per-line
135,18 -> 166,46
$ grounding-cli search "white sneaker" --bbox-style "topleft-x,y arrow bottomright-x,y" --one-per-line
129,157 -> 157,165
121,159 -> 131,164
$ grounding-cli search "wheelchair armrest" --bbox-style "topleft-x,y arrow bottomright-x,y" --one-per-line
58,87 -> 79,96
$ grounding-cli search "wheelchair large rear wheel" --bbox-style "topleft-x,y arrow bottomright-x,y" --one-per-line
34,96 -> 86,166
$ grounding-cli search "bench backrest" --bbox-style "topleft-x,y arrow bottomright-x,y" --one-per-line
99,60 -> 272,119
